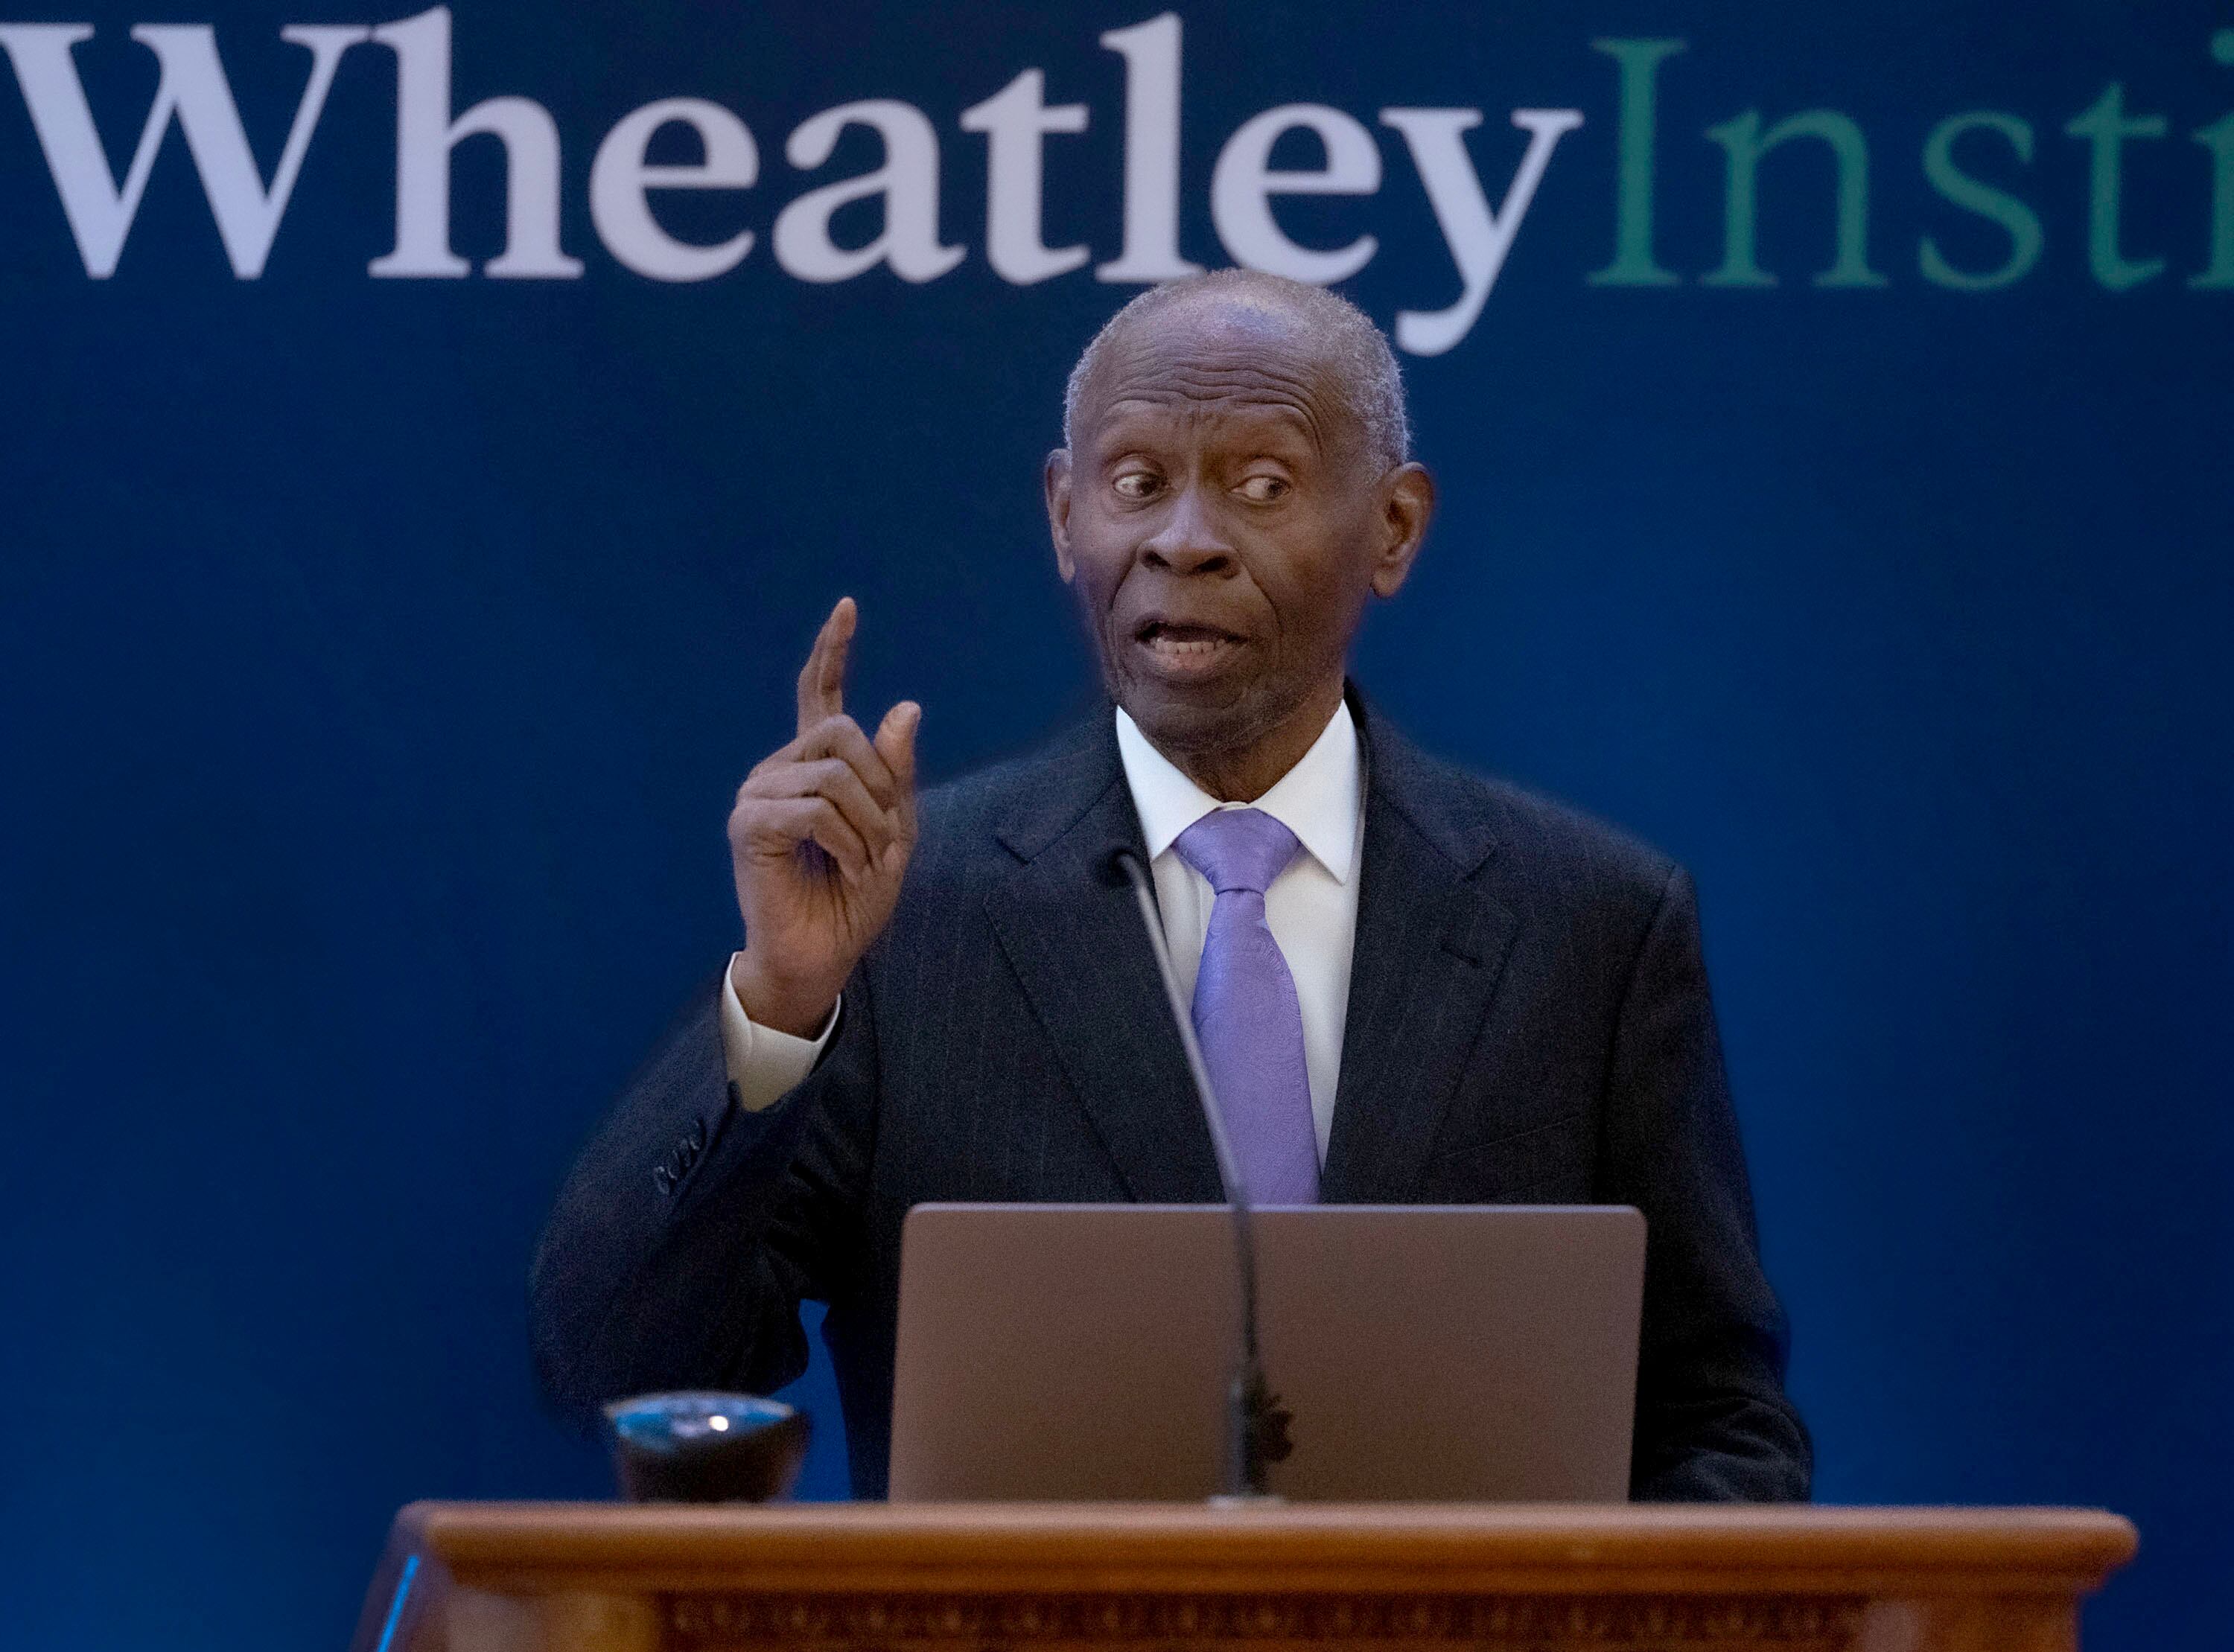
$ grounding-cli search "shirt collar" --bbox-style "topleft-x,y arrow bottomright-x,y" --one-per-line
1113,699 -> 1361,885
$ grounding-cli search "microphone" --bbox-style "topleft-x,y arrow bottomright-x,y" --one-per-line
1101,845 -> 1293,1502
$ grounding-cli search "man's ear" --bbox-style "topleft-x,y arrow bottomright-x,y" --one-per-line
1044,449 -> 1076,584
1369,462 -> 1436,599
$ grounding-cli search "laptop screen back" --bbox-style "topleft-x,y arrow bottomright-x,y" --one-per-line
889,1203 -> 1645,1502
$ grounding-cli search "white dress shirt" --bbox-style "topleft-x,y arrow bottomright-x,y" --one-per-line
1111,701 -> 1362,1161
719,701 -> 1366,1162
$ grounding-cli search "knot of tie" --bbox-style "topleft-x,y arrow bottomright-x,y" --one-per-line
1173,807 -> 1302,896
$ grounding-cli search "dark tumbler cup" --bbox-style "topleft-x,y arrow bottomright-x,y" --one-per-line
603,1392 -> 813,1503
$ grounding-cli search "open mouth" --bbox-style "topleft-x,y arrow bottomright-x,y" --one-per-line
1135,619 -> 1245,666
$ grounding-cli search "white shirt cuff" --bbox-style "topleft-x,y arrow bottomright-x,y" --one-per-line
718,953 -> 839,1112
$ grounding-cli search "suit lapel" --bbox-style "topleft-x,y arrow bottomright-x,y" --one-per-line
1319,698 -> 1520,1204
981,715 -> 1223,1203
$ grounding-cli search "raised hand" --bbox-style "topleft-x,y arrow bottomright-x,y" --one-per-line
727,598 -> 920,1037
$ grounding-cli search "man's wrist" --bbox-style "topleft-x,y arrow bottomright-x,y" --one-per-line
728,952 -> 841,1039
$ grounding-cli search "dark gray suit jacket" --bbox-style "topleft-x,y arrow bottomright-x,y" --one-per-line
530,692 -> 1810,1500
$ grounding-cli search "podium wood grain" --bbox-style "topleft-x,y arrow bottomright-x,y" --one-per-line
351,1504 -> 2134,1652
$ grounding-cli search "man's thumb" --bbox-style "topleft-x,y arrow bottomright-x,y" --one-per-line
876,701 -> 921,785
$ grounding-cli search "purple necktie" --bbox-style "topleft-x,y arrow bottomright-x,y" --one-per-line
1172,808 -> 1320,1206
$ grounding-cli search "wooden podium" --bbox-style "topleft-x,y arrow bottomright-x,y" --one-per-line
351,1503 -> 2134,1652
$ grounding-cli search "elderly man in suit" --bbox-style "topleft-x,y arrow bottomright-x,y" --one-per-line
530,269 -> 1811,1502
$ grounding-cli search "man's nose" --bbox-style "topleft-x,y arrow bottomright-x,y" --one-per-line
1139,482 -> 1235,575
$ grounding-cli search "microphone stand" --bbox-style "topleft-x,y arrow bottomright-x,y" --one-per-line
1111,848 -> 1291,1503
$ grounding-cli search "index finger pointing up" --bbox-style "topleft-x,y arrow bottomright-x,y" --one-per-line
797,596 -> 856,737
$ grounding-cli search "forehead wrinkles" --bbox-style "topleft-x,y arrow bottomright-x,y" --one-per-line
1092,346 -> 1334,452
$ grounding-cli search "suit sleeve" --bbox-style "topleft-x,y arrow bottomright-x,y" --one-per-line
527,963 -> 879,1429
1598,867 -> 1813,1502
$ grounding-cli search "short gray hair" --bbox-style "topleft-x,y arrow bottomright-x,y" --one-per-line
1062,270 -> 1412,469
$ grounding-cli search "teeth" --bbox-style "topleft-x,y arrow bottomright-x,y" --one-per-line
1145,631 -> 1232,660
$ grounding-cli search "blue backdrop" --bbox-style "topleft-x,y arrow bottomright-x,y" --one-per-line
2,2 -> 2228,1648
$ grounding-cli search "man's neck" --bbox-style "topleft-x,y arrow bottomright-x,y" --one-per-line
1145,677 -> 1348,803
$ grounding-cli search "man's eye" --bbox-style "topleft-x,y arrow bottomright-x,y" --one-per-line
1237,474 -> 1289,503
1112,472 -> 1162,500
